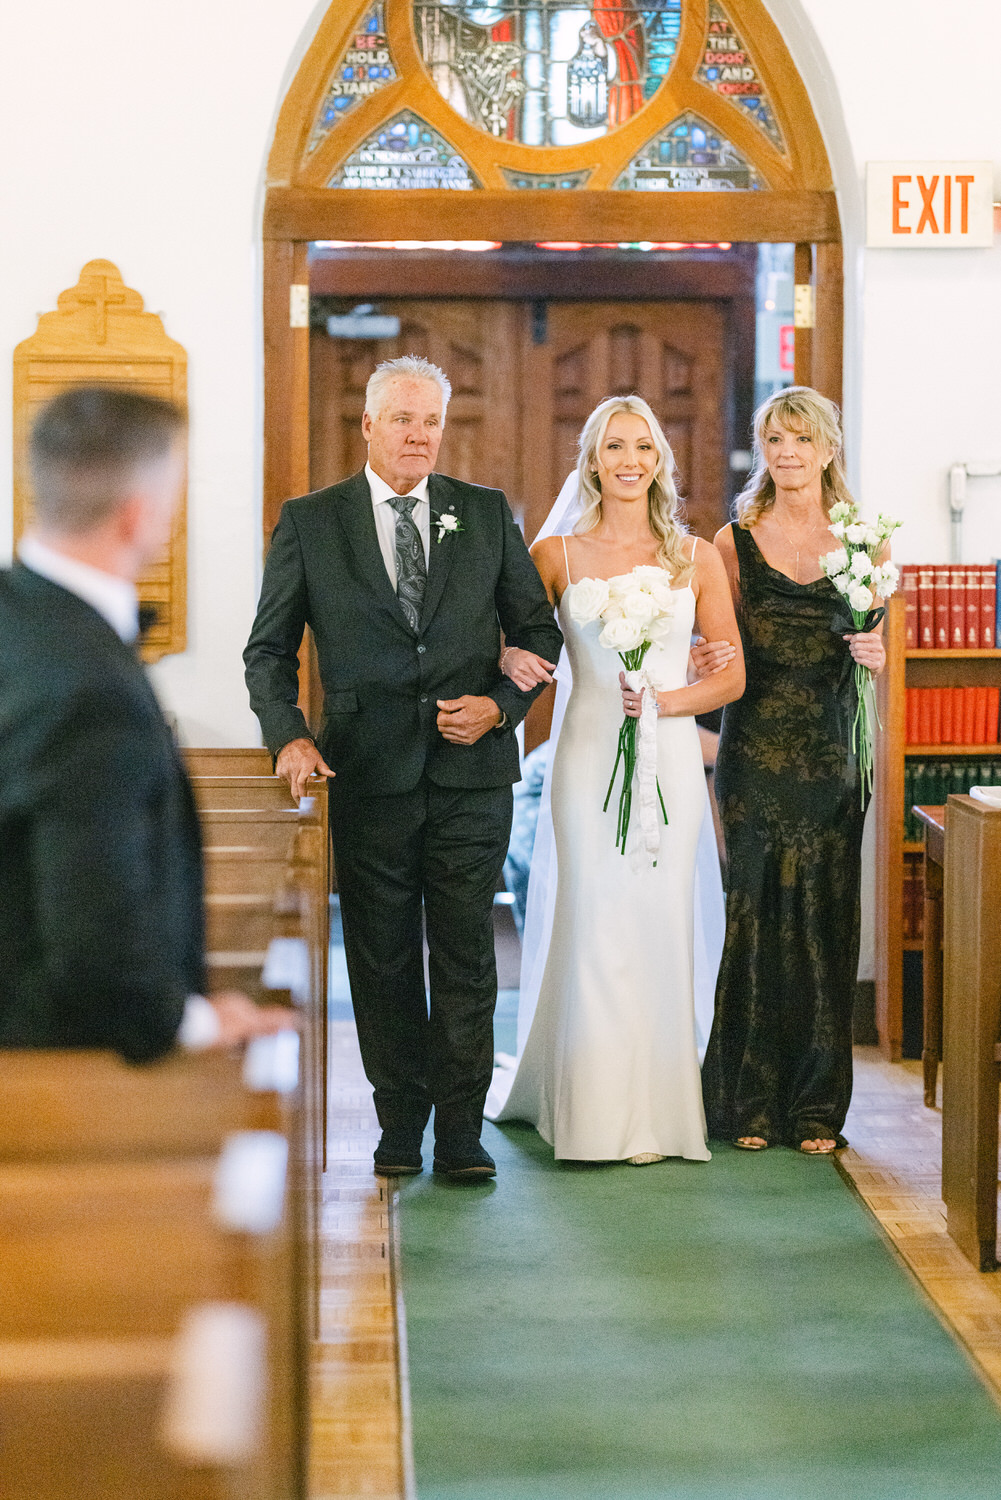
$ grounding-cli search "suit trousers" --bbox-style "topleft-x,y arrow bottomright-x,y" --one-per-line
329,775 -> 513,1143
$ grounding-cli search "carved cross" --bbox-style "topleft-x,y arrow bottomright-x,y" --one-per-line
76,274 -> 127,344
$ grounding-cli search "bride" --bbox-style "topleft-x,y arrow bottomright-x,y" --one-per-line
486,396 -> 744,1164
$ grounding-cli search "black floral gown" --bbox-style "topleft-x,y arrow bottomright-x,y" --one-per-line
701,522 -> 866,1146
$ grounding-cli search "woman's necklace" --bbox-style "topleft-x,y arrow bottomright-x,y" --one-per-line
771,509 -> 827,583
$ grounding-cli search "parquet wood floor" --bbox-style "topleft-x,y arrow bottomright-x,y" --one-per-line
310,1020 -> 407,1500
841,1047 -> 1001,1402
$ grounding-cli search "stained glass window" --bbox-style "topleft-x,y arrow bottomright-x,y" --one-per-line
327,112 -> 481,189
695,1 -> 783,151
413,2 -> 682,148
501,167 -> 592,188
307,3 -> 398,154
615,112 -> 763,190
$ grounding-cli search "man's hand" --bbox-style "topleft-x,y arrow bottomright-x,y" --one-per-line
501,647 -> 557,690
275,737 -> 334,801
436,695 -> 502,745
689,636 -> 737,682
208,992 -> 301,1046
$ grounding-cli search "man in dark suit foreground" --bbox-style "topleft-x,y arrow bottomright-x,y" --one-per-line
245,356 -> 562,1178
0,387 -> 292,1062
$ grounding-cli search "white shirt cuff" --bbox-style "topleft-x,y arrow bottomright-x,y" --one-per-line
177,994 -> 222,1051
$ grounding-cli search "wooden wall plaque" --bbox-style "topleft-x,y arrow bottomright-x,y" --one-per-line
13,259 -> 188,662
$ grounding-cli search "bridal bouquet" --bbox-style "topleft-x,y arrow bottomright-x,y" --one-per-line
819,502 -> 900,806
569,567 -> 677,860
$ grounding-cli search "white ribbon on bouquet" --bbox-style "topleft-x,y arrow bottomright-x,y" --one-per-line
623,666 -> 662,869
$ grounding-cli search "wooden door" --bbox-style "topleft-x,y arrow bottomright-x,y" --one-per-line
310,298 -> 728,542
309,300 -> 522,501
519,301 -> 727,543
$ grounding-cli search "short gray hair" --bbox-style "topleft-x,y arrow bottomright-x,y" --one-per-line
365,356 -> 452,421
30,386 -> 186,536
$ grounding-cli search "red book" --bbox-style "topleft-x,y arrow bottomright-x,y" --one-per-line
902,564 -> 919,649
929,688 -> 942,744
941,688 -> 955,745
933,565 -> 950,649
966,566 -> 981,647
917,689 -> 932,744
962,686 -> 978,744
974,687 -> 989,746
981,564 -> 997,650
949,566 -> 966,647
917,565 -> 935,648
987,686 -> 1000,744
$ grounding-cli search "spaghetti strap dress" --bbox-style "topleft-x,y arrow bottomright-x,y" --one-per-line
701,522 -> 866,1147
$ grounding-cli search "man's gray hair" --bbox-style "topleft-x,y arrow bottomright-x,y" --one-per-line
365,356 -> 452,421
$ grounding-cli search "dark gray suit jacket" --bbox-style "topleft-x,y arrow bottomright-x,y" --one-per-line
244,470 -> 563,795
0,564 -> 205,1062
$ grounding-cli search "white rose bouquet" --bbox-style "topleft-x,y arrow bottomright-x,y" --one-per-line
819,501 -> 900,805
569,566 -> 677,858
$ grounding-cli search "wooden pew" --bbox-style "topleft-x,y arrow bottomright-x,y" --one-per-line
0,1032 -> 306,1499
202,812 -> 329,1181
941,793 -> 1001,1270
184,748 -> 273,777
913,804 -> 945,1107
0,1046 -> 291,1162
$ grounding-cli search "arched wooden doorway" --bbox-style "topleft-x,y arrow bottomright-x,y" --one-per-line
264,0 -> 841,552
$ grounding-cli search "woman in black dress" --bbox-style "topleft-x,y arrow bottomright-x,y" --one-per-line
701,387 -> 888,1154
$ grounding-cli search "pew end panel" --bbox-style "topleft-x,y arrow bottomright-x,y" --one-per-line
941,794 -> 1001,1271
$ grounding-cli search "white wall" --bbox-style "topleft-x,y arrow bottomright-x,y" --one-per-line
0,0 -> 322,744
771,0 -> 1001,565
1,0 -> 998,751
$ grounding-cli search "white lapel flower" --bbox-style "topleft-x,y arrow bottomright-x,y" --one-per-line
433,509 -> 465,544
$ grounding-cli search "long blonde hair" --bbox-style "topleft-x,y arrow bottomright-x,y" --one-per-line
734,385 -> 855,529
573,395 -> 693,584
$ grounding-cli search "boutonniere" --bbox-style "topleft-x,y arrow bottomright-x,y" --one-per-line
433,507 -> 464,544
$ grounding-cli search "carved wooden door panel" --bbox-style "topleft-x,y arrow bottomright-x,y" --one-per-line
520,301 -> 727,543
309,301 -> 521,500
312,297 -> 728,546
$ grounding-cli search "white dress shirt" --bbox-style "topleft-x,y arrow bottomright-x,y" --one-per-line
16,533 -> 221,1052
365,463 -> 431,588
18,534 -> 140,642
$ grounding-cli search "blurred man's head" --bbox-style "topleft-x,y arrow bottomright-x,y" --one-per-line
29,387 -> 187,577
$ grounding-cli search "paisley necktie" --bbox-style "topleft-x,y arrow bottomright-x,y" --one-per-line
388,494 -> 426,631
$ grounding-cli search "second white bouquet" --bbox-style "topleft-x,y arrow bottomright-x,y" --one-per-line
570,566 -> 677,859
819,501 -> 900,806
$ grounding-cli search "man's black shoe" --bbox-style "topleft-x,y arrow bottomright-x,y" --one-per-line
373,1130 -> 423,1176
432,1140 -> 496,1180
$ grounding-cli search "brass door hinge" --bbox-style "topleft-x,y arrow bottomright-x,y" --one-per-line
794,283 -> 815,329
290,284 -> 309,329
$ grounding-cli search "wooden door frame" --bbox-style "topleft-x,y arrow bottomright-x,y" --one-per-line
262,0 -> 844,542
263,220 -> 842,544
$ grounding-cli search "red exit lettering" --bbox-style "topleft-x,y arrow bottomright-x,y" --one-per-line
892,173 -> 976,235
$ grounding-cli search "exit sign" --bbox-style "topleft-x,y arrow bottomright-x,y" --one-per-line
866,162 -> 994,247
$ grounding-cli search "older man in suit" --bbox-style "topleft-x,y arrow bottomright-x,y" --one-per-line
0,386 -> 292,1061
245,355 -> 562,1179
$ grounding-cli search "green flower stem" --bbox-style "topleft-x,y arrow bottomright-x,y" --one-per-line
849,609 -> 878,807
604,642 -> 669,855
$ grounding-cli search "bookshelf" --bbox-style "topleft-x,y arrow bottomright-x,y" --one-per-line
874,594 -> 1001,1060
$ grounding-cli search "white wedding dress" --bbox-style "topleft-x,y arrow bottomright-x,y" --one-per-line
487,542 -> 715,1162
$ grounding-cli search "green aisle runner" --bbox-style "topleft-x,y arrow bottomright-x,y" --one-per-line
398,1126 -> 1001,1500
